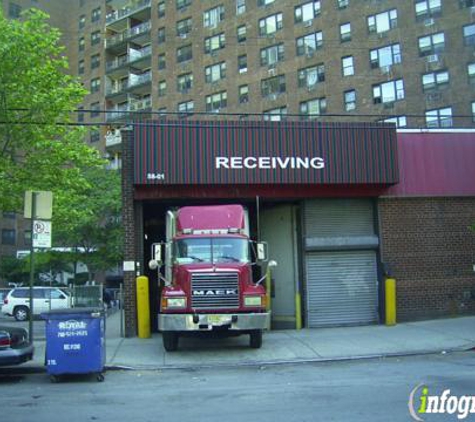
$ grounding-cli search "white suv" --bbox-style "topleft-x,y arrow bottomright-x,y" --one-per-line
2,287 -> 72,321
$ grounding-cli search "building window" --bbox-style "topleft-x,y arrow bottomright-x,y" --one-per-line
425,107 -> 452,128
79,14 -> 86,29
261,75 -> 286,98
79,37 -> 85,52
158,53 -> 166,69
204,33 -> 225,54
296,31 -> 323,56
158,107 -> 167,116
238,55 -> 248,73
463,24 -> 475,46
418,32 -> 445,56
205,62 -> 226,83
258,0 -> 276,6
298,64 -> 325,89
344,90 -> 356,111
177,18 -> 192,38
370,43 -> 401,68
24,230 -> 31,246
237,25 -> 247,43
158,80 -> 167,97
380,116 -> 407,128
204,5 -> 224,28
260,44 -> 285,67
460,0 -> 475,8
294,1 -> 321,23
2,211 -> 15,219
342,56 -> 354,76
337,0 -> 349,9
468,62 -> 475,84
178,100 -> 194,115
236,0 -> 246,15
239,85 -> 249,103
91,78 -> 101,93
158,27 -> 166,44
177,0 -> 192,11
158,2 -> 165,18
415,0 -> 441,21
205,91 -> 227,112
264,107 -> 287,121
422,70 -> 449,91
300,98 -> 327,119
472,102 -> 475,123
91,30 -> 101,46
373,79 -> 405,104
367,9 -> 397,34
177,73 -> 193,91
2,229 -> 15,245
91,54 -> 100,69
259,13 -> 283,36
177,44 -> 192,63
91,7 -> 101,23
8,2 -> 22,19
340,23 -> 351,42
90,129 -> 100,143
90,102 -> 100,118
78,106 -> 84,123
78,60 -> 85,75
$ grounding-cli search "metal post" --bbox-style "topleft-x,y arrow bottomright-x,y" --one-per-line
28,192 -> 38,344
119,283 -> 124,338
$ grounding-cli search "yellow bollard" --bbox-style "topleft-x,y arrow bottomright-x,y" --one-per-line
136,275 -> 151,338
295,292 -> 302,330
385,277 -> 397,326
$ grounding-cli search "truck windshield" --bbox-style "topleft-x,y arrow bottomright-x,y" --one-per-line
173,237 -> 250,264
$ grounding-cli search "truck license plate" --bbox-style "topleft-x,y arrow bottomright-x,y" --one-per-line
208,315 -> 230,326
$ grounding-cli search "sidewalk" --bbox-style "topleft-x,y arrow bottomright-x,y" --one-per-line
26,311 -> 475,371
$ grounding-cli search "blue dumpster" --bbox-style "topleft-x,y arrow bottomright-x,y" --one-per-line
42,307 -> 106,382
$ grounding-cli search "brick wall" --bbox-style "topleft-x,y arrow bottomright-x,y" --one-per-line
121,128 -> 138,337
379,197 -> 475,321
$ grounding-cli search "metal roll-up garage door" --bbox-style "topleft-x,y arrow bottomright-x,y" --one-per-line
306,250 -> 378,327
304,199 -> 379,328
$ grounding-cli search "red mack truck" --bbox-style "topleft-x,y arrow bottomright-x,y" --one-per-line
148,205 -> 273,351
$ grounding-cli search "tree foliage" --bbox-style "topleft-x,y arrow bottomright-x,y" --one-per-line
0,8 -> 103,212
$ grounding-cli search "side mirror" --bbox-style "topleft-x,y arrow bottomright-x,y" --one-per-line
151,243 -> 163,264
256,242 -> 268,262
148,259 -> 160,270
268,260 -> 278,269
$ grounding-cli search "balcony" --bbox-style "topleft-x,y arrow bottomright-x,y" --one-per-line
106,45 -> 152,77
106,0 -> 151,31
105,97 -> 152,123
105,21 -> 151,53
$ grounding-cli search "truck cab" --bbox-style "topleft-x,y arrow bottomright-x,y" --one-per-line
149,205 -> 272,351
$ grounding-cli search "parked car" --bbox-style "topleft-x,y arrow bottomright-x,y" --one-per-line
0,288 -> 11,308
0,325 -> 34,366
2,287 -> 72,321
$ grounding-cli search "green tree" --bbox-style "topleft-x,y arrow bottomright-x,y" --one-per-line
53,167 -> 123,283
0,8 -> 103,212
0,255 -> 29,285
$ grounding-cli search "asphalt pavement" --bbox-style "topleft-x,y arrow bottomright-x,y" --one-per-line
13,309 -> 475,371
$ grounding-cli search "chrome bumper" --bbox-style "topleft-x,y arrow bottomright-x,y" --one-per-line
158,312 -> 270,332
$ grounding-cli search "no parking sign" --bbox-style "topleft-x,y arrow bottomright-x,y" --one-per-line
33,220 -> 52,248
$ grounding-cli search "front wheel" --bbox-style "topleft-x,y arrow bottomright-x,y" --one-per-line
162,332 -> 179,352
14,306 -> 29,322
249,330 -> 263,349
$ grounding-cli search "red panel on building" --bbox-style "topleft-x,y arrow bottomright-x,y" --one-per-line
384,131 -> 475,197
133,120 -> 398,186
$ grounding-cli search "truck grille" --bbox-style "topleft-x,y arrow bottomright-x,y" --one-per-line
191,272 -> 239,309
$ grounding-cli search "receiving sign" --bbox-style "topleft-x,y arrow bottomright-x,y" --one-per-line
33,220 -> 52,248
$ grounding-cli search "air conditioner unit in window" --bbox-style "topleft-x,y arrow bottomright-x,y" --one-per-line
268,68 -> 276,76
424,18 -> 435,27
179,33 -> 188,39
426,92 -> 441,101
306,50 -> 315,58
378,31 -> 388,39
471,6 -> 475,15
380,65 -> 392,74
269,93 -> 278,100
383,101 -> 395,109
304,20 -> 313,27
426,54 -> 439,63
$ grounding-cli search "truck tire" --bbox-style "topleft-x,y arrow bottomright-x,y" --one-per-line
163,332 -> 179,352
249,330 -> 263,349
14,306 -> 29,322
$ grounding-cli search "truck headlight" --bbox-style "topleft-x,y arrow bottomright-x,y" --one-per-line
166,297 -> 187,308
244,296 -> 263,307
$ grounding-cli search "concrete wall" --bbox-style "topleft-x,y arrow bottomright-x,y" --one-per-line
379,197 -> 475,321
